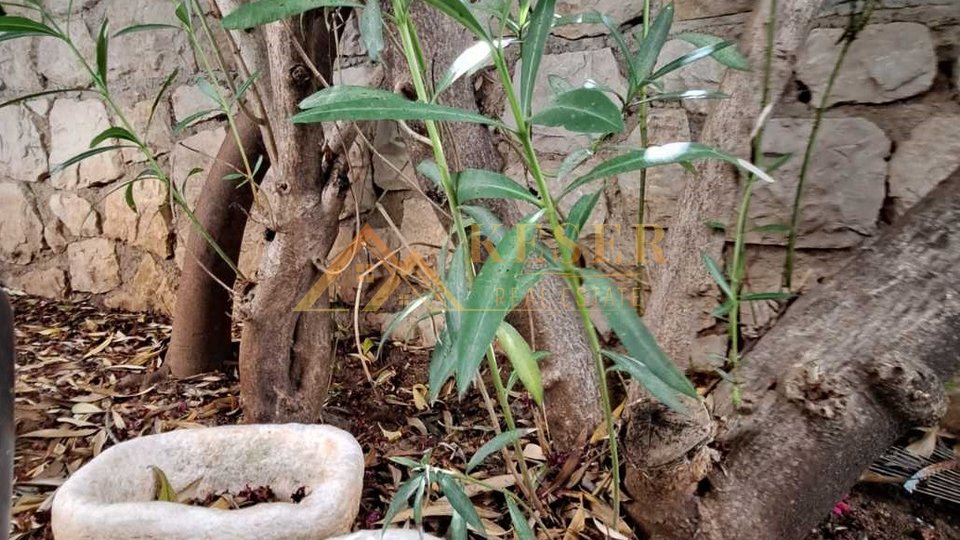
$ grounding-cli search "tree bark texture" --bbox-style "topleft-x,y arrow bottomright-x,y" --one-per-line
381,1 -> 603,451
237,13 -> 348,423
690,169 -> 960,540
166,113 -> 267,377
622,0 -> 826,532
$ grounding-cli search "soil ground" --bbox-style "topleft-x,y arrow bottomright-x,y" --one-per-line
7,294 -> 960,539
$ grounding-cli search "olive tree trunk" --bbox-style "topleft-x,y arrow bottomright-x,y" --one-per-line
237,12 -> 348,422
166,113 -> 267,377
683,169 -> 960,539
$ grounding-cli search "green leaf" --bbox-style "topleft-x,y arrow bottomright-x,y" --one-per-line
51,145 -> 130,174
520,0 -> 555,117
174,1 -> 190,26
461,205 -> 505,245
496,322 -> 543,405
530,87 -> 624,134
639,89 -> 727,103
95,18 -> 109,83
556,148 -> 593,183
506,497 -> 535,540
360,0 -> 383,61
453,223 -> 537,396
467,427 -> 536,472
435,38 -> 514,98
742,291 -> 794,302
564,190 -> 602,242
421,0 -> 489,40
173,108 -> 219,133
89,126 -> 138,148
438,474 -> 486,537
416,159 -> 444,189
294,86 -> 497,125
233,70 -> 260,103
555,11 -> 637,87
429,244 -> 469,400
634,3 -> 673,82
382,475 -> 423,528
752,222 -> 791,234
763,153 -> 792,173
712,299 -> 732,318
123,181 -> 137,212
0,88 -> 87,109
700,251 -> 732,299
563,142 -> 773,198
581,270 -> 697,398
648,40 -> 735,82
602,350 -> 686,412
149,466 -> 177,502
674,32 -> 749,71
457,169 -> 540,206
449,512 -> 468,540
0,15 -> 60,40
112,23 -> 179,37
379,293 -> 432,357
221,0 -> 361,29
148,68 -> 179,130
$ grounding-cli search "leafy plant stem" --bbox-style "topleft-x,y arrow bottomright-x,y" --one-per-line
634,0 -> 652,314
727,0 -> 777,406
491,45 -> 622,526
783,0 -> 874,290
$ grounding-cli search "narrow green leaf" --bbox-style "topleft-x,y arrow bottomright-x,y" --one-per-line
763,152 -> 792,173
429,244 -> 469,401
506,497 -> 535,540
95,18 -> 109,83
449,512 -> 468,540
221,0 -> 361,30
496,322 -> 543,405
602,350 -> 686,412
530,87 -> 624,134
582,269 -> 697,398
421,0 -> 489,40
0,88 -> 87,109
648,40 -> 735,82
563,142 -> 773,198
295,86 -> 497,125
89,126 -> 138,148
412,477 -> 426,527
556,148 -> 593,183
564,190 -> 601,242
634,3 -> 673,82
148,68 -> 179,130
460,205 -> 504,245
752,222 -> 791,234
639,89 -> 727,103
382,475 -> 423,528
742,291 -> 794,302
454,223 -> 536,396
379,293 -> 432,357
51,145 -> 130,174
149,466 -> 177,502
467,428 -> 536,472
700,251 -> 732,299
0,15 -> 60,40
174,1 -> 190,26
674,32 -> 750,71
112,23 -> 179,38
520,0 -> 555,117
123,182 -> 137,212
360,0 -> 383,61
416,159 -> 444,189
438,474 -> 486,537
554,11 -> 637,86
712,299 -> 733,318
233,70 -> 260,103
173,108 -> 219,133
457,169 -> 540,206
435,38 -> 514,98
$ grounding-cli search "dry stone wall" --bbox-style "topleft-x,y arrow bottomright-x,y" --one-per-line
0,0 -> 958,350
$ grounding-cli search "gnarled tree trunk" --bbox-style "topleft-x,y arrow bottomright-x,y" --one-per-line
686,169 -> 960,539
237,12 -> 348,422
166,113 -> 267,377
381,1 -> 603,451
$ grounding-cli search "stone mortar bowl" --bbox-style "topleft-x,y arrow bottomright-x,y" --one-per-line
51,424 -> 364,540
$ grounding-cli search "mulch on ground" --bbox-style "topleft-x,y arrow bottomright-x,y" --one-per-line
7,293 -> 960,539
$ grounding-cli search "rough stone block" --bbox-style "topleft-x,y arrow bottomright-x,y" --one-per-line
67,238 -> 120,293
889,115 -> 960,216
0,182 -> 44,264
49,99 -> 124,189
0,106 -> 46,183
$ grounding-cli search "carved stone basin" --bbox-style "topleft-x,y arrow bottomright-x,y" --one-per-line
52,424 -> 364,540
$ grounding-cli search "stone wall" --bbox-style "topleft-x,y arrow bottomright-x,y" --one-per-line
1,0 -> 958,351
